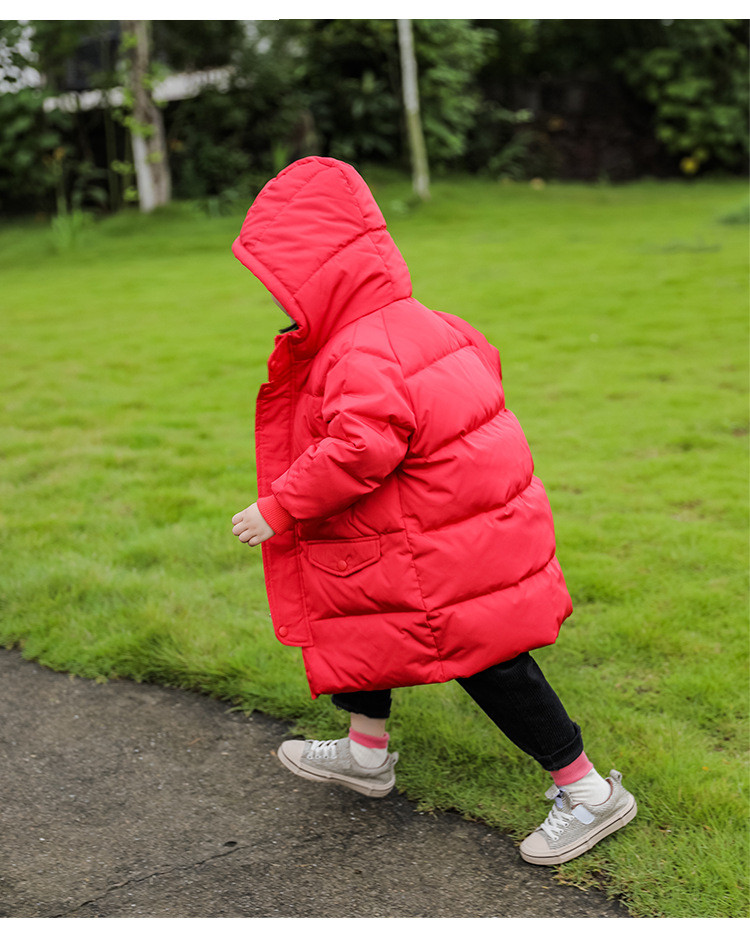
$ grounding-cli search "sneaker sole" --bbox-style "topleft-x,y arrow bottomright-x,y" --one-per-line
276,745 -> 395,798
520,793 -> 638,865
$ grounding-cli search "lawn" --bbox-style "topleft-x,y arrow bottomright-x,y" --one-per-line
1,173 -> 747,918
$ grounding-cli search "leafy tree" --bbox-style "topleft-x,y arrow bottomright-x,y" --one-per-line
283,19 -> 402,164
411,19 -> 489,167
240,19 -> 491,171
0,21 -> 71,214
29,20 -> 119,92
120,20 -> 171,211
166,86 -> 256,202
474,19 -> 749,178
0,87 -> 71,214
151,20 -> 246,71
616,19 -> 749,173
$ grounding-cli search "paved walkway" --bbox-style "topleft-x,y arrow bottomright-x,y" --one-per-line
0,649 -> 630,918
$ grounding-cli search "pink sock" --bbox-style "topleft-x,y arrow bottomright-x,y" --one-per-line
348,727 -> 389,749
551,751 -> 594,787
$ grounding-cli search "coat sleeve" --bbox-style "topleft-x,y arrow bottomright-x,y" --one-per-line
270,346 -> 415,521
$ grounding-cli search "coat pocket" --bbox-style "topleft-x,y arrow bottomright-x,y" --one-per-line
305,536 -> 381,577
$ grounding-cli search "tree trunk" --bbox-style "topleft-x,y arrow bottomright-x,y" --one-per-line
121,20 -> 171,212
397,19 -> 430,201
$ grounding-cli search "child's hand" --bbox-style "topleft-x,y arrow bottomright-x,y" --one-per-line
232,503 -> 275,546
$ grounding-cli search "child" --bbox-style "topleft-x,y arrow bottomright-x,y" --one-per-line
231,156 -> 636,865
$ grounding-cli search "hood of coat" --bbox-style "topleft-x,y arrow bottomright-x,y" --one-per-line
232,156 -> 412,359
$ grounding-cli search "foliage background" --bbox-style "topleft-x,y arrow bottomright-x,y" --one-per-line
0,18 -> 748,216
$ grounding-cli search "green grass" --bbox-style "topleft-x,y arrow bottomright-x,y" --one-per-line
1,175 -> 748,917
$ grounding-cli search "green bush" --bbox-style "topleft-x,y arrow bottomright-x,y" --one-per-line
166,87 -> 256,200
474,18 -> 749,179
0,88 -> 70,215
616,19 -> 749,174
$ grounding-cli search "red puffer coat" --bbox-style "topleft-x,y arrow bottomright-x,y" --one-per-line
232,157 -> 572,698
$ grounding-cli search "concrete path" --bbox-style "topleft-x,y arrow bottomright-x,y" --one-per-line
0,649 -> 630,918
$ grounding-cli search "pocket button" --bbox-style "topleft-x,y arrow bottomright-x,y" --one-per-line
337,559 -> 348,571
278,625 -> 288,637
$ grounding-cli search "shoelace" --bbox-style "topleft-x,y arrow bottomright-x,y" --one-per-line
308,739 -> 339,759
539,800 -> 574,841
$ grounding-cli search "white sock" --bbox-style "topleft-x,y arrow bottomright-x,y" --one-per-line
564,767 -> 611,805
349,739 -> 388,767
348,728 -> 389,768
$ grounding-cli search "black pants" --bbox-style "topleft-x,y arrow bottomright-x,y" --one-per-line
331,652 -> 583,773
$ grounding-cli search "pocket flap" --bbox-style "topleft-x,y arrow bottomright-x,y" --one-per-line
306,536 -> 381,577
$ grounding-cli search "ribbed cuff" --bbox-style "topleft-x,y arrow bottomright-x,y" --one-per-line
551,750 -> 594,787
349,728 -> 390,749
256,495 -> 295,535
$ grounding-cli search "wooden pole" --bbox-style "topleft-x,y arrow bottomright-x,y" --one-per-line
397,19 -> 430,201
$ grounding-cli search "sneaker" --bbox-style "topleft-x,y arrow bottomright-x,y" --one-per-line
519,769 -> 637,865
276,736 -> 399,798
